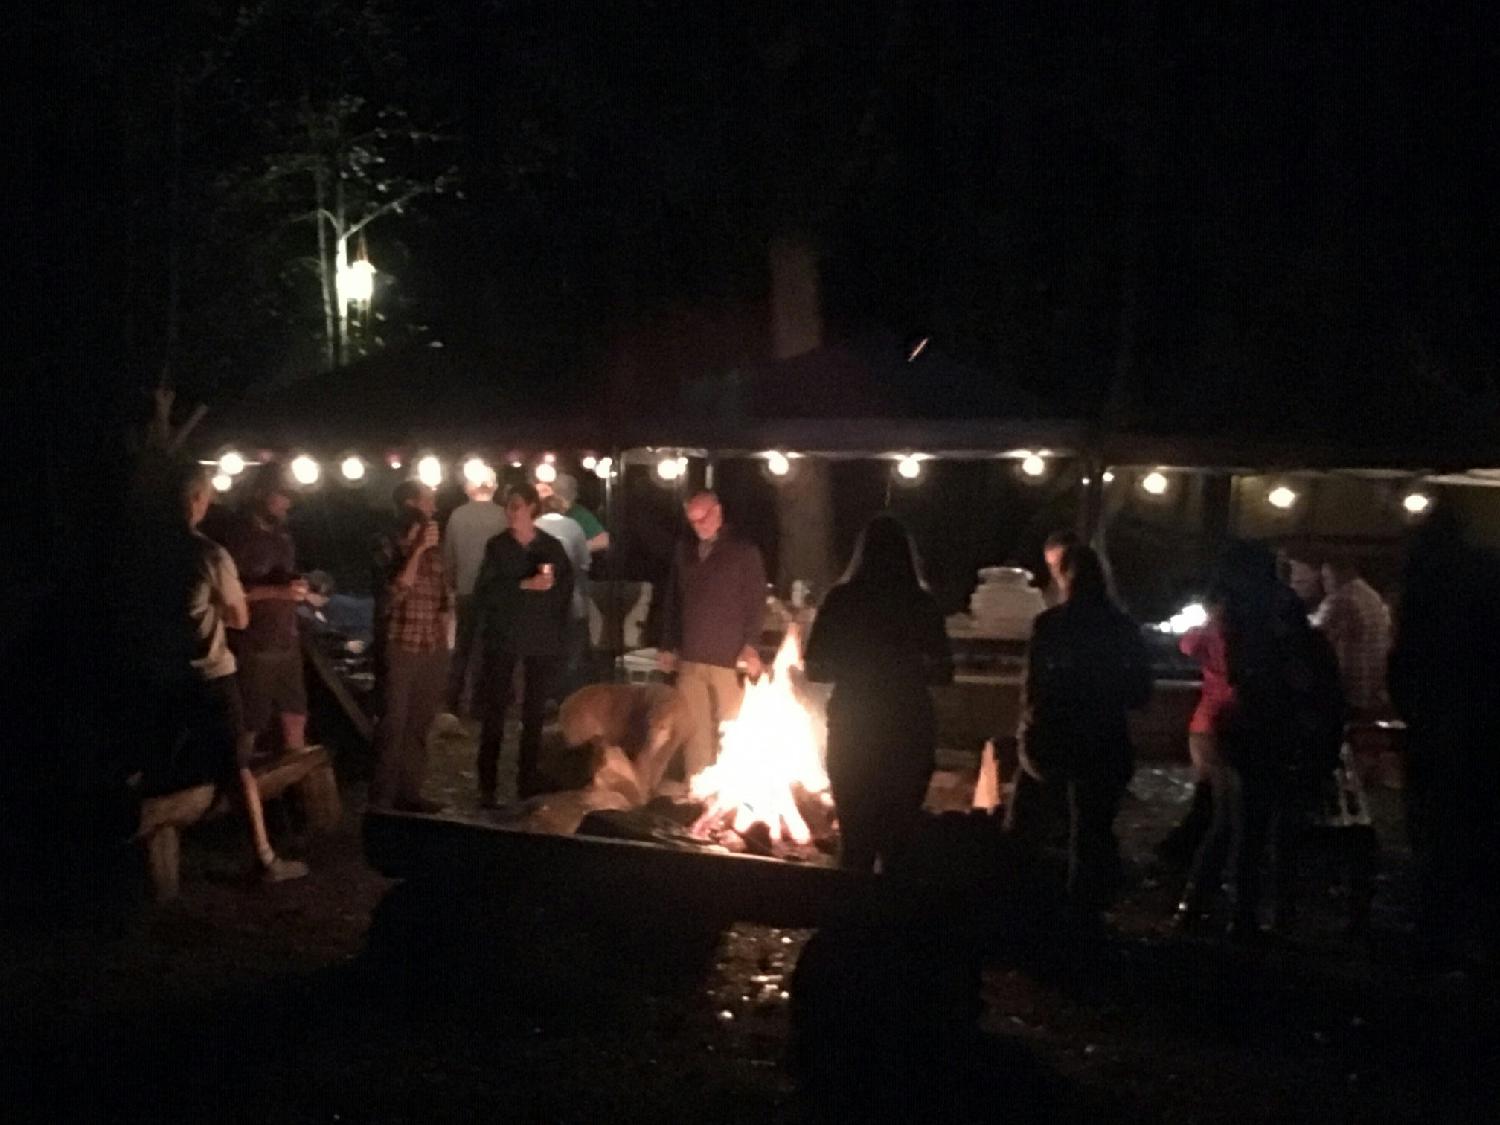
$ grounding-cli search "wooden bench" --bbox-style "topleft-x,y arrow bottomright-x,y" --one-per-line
133,746 -> 342,901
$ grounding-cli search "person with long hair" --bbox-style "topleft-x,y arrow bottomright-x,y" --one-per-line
804,514 -> 953,873
1007,543 -> 1151,927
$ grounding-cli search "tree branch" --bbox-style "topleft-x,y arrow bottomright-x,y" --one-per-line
344,185 -> 432,238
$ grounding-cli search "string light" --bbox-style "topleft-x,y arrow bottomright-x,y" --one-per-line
766,451 -> 791,477
593,456 -> 613,480
340,456 -> 366,482
218,450 -> 246,477
211,472 -> 233,493
896,454 -> 924,481
1020,453 -> 1046,478
1268,485 -> 1298,510
417,455 -> 443,489
462,457 -> 493,487
1402,492 -> 1431,515
535,461 -> 558,484
1141,470 -> 1168,496
290,455 -> 320,486
657,454 -> 687,482
581,455 -> 597,472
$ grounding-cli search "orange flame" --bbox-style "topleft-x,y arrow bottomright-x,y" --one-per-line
689,625 -> 831,846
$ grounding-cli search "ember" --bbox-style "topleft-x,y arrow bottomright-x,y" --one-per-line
688,626 -> 835,850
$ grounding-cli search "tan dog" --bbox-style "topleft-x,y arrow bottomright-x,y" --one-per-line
554,683 -> 698,802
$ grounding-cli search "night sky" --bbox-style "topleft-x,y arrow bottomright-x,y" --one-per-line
44,1 -> 1500,445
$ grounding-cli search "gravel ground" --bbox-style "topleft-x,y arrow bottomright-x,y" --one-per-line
4,738 -> 1497,1124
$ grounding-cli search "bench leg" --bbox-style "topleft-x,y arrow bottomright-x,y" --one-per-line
297,764 -> 343,834
145,827 -> 182,903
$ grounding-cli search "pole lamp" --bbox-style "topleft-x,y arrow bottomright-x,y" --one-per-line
334,236 -> 376,365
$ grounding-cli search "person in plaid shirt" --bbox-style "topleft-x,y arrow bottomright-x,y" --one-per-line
369,481 -> 452,812
1313,558 -> 1392,718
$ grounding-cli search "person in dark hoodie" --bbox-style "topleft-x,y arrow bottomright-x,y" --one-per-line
473,483 -> 574,804
1388,506 -> 1500,967
1007,543 -> 1152,926
804,515 -> 953,873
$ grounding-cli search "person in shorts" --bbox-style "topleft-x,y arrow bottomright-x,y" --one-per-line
122,461 -> 307,881
220,462 -> 313,757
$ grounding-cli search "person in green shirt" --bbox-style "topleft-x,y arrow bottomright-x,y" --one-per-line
539,472 -> 608,552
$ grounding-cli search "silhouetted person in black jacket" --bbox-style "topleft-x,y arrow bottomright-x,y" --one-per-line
804,515 -> 953,874
1388,506 -> 1500,966
1007,544 -> 1152,925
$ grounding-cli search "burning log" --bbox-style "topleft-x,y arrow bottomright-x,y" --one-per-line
686,626 -> 837,856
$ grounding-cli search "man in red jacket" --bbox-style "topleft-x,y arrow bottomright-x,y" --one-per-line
657,490 -> 767,777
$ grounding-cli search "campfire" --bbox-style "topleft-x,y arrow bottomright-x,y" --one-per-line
687,625 -> 835,852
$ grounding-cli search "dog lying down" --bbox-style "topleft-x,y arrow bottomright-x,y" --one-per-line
538,682 -> 699,808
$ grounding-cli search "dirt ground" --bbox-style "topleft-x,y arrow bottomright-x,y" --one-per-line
4,732 -> 1498,1124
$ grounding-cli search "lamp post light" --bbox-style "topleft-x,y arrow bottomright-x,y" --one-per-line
331,233 -> 375,369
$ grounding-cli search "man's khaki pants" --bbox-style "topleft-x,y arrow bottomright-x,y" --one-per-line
676,661 -> 745,778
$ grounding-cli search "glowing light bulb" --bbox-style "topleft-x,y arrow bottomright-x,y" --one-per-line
417,455 -> 443,489
211,472 -> 233,493
1268,485 -> 1298,510
1162,602 -> 1208,636
1402,492 -> 1431,515
1021,453 -> 1046,478
341,456 -> 366,482
337,258 -> 375,304
581,455 -> 597,472
1142,470 -> 1168,496
535,461 -> 558,484
766,451 -> 791,477
593,456 -> 613,480
896,455 -> 923,481
1103,470 -> 1116,483
462,457 -> 492,486
290,455 -> 320,486
657,455 -> 685,481
218,450 -> 246,477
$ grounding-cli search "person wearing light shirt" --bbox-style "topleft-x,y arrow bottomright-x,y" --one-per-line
1312,558 -> 1392,718
442,474 -> 508,716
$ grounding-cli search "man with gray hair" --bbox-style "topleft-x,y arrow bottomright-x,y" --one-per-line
539,472 -> 608,553
443,468 -> 507,715
657,490 -> 767,776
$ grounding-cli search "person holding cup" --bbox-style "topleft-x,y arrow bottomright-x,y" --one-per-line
369,480 -> 452,812
473,482 -> 574,804
221,461 -> 315,758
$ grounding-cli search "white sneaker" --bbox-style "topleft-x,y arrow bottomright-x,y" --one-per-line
259,856 -> 310,883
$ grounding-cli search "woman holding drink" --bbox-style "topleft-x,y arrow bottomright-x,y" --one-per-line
473,482 -> 574,804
